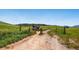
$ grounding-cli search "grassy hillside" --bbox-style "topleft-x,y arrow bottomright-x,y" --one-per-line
0,21 -> 32,32
0,21 -> 35,48
0,21 -> 19,32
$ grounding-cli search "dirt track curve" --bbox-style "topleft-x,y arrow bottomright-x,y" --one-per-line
0,30 -> 68,50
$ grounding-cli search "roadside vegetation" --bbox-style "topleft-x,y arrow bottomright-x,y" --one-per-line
47,26 -> 79,49
1,21 -> 79,49
0,22 -> 35,48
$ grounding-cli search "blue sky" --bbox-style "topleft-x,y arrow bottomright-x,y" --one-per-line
0,9 -> 79,26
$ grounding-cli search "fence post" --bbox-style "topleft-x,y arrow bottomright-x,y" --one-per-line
19,24 -> 22,31
55,26 -> 57,34
63,26 -> 66,34
28,26 -> 30,32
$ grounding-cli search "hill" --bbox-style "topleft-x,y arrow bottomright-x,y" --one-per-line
17,23 -> 48,26
0,21 -> 18,32
73,25 -> 79,28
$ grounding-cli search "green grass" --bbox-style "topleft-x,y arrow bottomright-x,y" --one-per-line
47,26 -> 79,49
1,21 -> 79,49
0,30 -> 34,48
0,24 -> 18,32
0,22 -> 35,48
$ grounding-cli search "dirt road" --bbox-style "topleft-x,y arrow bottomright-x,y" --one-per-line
1,30 -> 68,50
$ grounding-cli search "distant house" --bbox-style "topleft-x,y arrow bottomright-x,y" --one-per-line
32,25 -> 40,31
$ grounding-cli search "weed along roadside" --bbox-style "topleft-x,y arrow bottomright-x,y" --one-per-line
0,23 -> 36,48
47,26 -> 79,50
